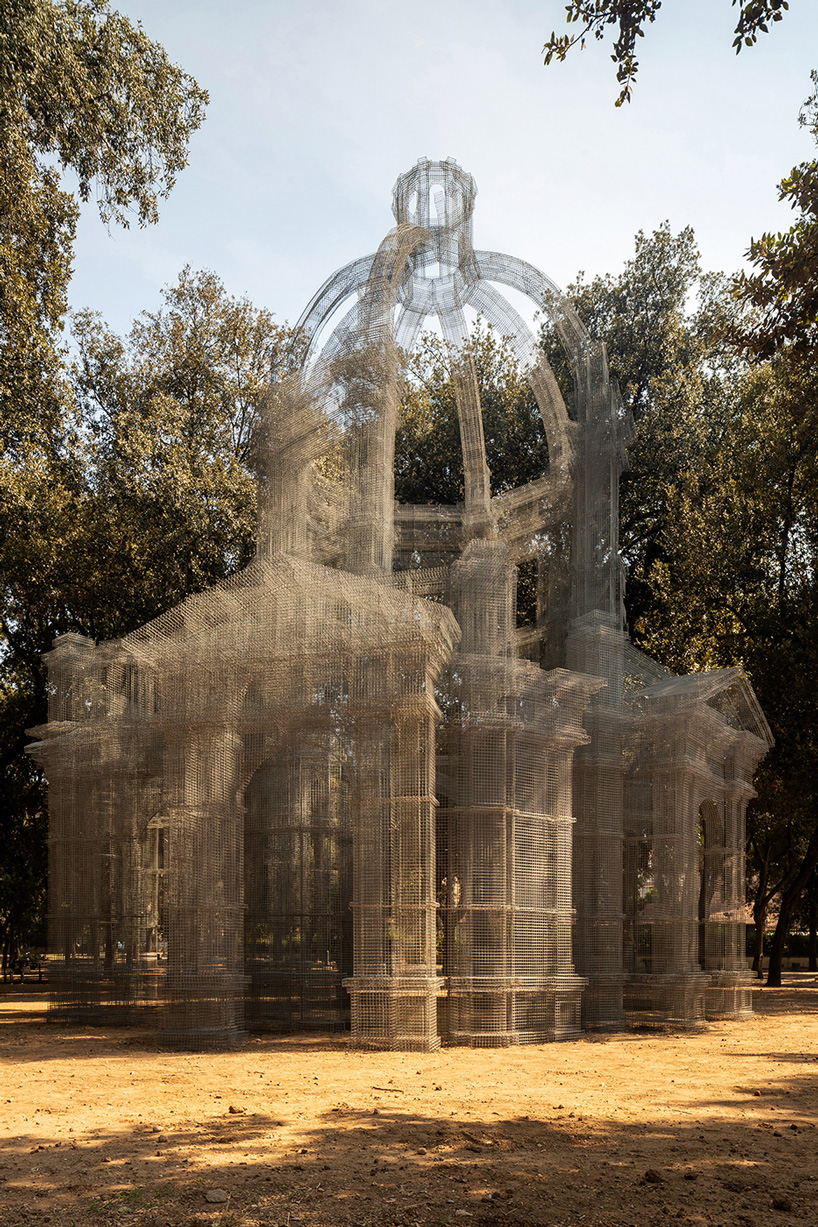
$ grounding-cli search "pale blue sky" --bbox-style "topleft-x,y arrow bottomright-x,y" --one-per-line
69,0 -> 818,337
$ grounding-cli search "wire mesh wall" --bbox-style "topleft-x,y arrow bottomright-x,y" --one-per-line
29,159 -> 772,1049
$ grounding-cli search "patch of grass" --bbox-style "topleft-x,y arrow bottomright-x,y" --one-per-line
121,1187 -> 147,1208
86,1186 -> 152,1218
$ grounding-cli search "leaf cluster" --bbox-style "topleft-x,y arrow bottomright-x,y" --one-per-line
0,270 -> 294,954
734,71 -> 818,358
557,224 -> 736,638
395,322 -> 549,506
1,0 -> 208,227
543,1 -> 661,106
543,0 -> 789,105
67,267 -> 302,637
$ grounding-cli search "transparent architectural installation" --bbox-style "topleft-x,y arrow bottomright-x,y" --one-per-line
29,159 -> 773,1049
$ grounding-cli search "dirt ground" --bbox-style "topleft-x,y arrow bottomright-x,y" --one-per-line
1,978 -> 817,1227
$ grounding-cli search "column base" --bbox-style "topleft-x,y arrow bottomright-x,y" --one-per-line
624,972 -> 710,1029
447,975 -> 586,1046
705,970 -> 754,1020
158,973 -> 247,1050
344,975 -> 443,1051
580,974 -> 626,1032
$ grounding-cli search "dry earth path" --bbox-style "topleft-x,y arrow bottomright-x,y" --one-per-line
1,977 -> 817,1227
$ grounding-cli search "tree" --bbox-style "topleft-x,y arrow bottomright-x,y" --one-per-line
395,322 -> 549,506
548,223 -> 740,651
395,322 -> 550,622
0,269 -> 298,962
627,342 -> 818,987
728,77 -> 818,978
543,1 -> 791,105
0,131 -> 76,455
735,72 -> 818,358
71,268 -> 302,629
549,222 -> 818,989
0,0 -> 208,458
0,0 -> 208,961
1,0 -> 208,228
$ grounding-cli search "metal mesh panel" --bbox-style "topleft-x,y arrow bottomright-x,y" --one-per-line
621,666 -> 769,1027
244,745 -> 352,1033
29,159 -> 773,1050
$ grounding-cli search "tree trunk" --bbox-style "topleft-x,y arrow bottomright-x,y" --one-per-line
752,890 -> 767,979
808,888 -> 818,974
749,846 -> 773,979
767,824 -> 818,987
753,915 -> 765,978
1,932 -> 10,984
767,898 -> 794,988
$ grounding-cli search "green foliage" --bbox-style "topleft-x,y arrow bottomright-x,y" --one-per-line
567,224 -> 700,421
632,343 -> 818,729
543,1 -> 662,106
735,71 -> 818,358
560,223 -> 732,648
395,323 -> 549,624
395,322 -> 549,506
0,128 -> 76,471
1,0 -> 208,228
543,1 -> 789,105
71,268 -> 300,633
0,268 -> 293,959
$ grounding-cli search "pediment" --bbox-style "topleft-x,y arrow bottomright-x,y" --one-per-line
637,666 -> 773,747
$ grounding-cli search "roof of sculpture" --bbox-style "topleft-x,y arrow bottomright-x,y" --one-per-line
637,666 -> 773,746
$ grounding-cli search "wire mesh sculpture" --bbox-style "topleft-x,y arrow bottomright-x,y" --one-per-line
29,159 -> 773,1049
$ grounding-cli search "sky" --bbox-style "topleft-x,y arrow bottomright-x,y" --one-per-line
68,0 -> 818,339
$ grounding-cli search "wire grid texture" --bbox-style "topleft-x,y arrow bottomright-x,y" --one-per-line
30,159 -> 772,1049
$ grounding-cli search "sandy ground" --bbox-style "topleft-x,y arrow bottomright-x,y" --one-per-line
1,978 -> 817,1227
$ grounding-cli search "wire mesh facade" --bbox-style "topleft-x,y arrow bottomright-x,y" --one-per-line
30,159 -> 772,1049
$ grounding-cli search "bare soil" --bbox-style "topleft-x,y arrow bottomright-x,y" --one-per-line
1,977 -> 817,1227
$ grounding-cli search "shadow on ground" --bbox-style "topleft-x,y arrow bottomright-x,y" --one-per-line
1,980 -> 817,1227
